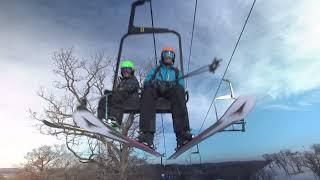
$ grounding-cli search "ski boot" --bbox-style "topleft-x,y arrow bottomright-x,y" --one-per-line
102,118 -> 121,133
175,130 -> 193,151
137,131 -> 155,149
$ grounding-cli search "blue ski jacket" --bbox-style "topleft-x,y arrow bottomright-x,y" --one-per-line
144,62 -> 185,88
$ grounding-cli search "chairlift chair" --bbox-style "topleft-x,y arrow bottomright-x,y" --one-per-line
112,0 -> 187,114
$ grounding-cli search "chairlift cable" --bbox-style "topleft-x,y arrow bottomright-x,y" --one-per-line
186,0 -> 198,88
149,0 -> 167,160
198,0 -> 257,134
185,0 -> 203,159
149,0 -> 158,65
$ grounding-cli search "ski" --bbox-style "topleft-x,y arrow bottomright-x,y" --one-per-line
72,110 -> 162,157
168,95 -> 256,160
42,120 -> 88,132
42,114 -> 161,157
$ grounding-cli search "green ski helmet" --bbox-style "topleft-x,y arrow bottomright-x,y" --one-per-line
120,59 -> 135,75
120,59 -> 135,69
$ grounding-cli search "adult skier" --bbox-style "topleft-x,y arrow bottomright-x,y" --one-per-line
138,47 -> 193,150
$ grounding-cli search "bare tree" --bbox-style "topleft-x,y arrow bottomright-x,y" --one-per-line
302,144 -> 320,179
262,154 -> 275,169
11,144 -> 96,180
23,145 -> 59,179
50,145 -> 83,179
284,150 -> 304,174
262,151 -> 299,177
252,167 -> 276,180
263,144 -> 320,179
29,48 -> 152,180
264,152 -> 291,176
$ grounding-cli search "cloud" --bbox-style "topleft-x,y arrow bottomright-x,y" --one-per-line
234,0 -> 320,98
260,89 -> 320,111
297,101 -> 312,107
182,0 -> 320,104
262,104 -> 303,111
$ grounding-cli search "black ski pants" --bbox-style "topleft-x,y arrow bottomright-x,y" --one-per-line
140,85 -> 190,135
98,91 -> 131,125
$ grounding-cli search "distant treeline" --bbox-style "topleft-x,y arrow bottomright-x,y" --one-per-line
257,144 -> 320,180
4,143 -> 320,180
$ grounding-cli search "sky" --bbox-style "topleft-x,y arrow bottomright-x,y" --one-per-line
0,0 -> 320,168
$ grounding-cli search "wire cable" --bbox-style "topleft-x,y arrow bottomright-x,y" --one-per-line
149,0 -> 167,162
198,0 -> 257,134
149,0 -> 158,65
186,0 -> 198,88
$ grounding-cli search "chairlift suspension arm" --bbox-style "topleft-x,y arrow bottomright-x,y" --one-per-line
113,0 -> 184,90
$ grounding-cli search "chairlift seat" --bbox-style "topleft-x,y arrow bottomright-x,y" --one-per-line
121,94 -> 173,114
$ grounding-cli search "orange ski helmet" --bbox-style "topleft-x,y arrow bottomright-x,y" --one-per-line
161,47 -> 176,63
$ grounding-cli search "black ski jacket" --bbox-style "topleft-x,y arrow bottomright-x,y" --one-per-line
116,76 -> 140,94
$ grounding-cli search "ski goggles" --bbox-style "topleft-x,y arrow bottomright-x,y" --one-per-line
161,51 -> 175,60
121,67 -> 133,74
